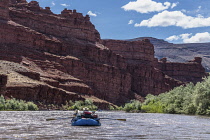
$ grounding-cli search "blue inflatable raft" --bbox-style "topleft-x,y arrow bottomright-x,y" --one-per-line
71,118 -> 101,126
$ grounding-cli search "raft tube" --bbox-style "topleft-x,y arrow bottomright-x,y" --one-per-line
71,118 -> 101,126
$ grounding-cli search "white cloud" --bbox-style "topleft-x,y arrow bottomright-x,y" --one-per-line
196,6 -> 202,13
164,2 -> 171,8
166,33 -> 191,42
166,32 -> 210,43
171,2 -> 179,9
183,32 -> 210,43
166,35 -> 179,41
51,1 -> 55,6
61,4 -> 70,7
122,0 -> 177,13
87,11 -> 97,17
181,9 -> 187,13
196,14 -> 204,18
128,20 -> 134,24
180,33 -> 192,40
135,10 -> 210,29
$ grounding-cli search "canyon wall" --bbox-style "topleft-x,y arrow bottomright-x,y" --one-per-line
103,39 -> 155,64
0,0 -> 132,107
0,0 -> 208,108
103,39 -> 207,96
9,0 -> 100,43
157,57 -> 208,83
0,0 -> 9,20
0,74 -> 7,95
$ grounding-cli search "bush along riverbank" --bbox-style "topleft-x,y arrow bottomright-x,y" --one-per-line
2,76 -> 210,113
61,99 -> 98,111
123,76 -> 210,115
0,95 -> 38,111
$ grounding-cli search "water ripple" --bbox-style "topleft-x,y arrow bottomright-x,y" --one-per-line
0,111 -> 210,139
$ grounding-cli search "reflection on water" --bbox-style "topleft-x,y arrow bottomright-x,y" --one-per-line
0,111 -> 210,139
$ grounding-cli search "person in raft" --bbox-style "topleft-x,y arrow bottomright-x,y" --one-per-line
73,109 -> 79,117
71,109 -> 80,122
80,107 -> 98,119
91,111 -> 98,119
81,107 -> 92,118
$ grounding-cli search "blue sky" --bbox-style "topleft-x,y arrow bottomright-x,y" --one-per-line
27,0 -> 210,44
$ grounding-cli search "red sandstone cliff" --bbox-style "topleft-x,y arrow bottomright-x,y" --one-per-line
0,0 -> 208,108
157,57 -> 208,83
103,39 -> 208,96
0,0 -> 132,108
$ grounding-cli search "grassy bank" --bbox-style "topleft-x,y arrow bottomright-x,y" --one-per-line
123,76 -> 210,115
0,95 -> 38,111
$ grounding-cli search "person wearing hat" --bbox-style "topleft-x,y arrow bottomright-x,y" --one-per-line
81,107 -> 93,118
83,107 -> 89,111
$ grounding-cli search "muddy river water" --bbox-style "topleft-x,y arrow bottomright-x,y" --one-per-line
0,111 -> 210,139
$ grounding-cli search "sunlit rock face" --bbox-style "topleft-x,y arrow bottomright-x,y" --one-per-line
103,39 -> 208,96
0,0 -> 208,108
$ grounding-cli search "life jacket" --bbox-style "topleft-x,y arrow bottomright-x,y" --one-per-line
83,111 -> 91,115
82,111 -> 93,118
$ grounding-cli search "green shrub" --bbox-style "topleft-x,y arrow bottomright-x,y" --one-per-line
142,101 -> 164,113
123,100 -> 142,112
141,76 -> 210,115
62,100 -> 74,110
27,102 -> 38,111
0,95 -> 38,111
109,105 -> 115,110
62,99 -> 98,111
0,95 -> 6,110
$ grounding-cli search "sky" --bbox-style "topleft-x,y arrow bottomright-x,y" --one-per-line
27,0 -> 210,44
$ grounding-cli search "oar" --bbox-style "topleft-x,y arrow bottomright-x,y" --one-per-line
100,118 -> 126,121
46,117 -> 73,121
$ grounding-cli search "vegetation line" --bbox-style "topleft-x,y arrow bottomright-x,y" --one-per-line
2,76 -> 210,114
0,95 -> 38,111
123,76 -> 210,115
62,99 -> 98,111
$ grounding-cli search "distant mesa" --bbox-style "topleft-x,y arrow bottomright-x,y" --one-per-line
137,37 -> 210,72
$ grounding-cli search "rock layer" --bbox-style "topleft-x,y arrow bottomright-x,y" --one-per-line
157,57 -> 207,83
0,0 -> 208,108
103,39 -> 208,96
0,0 -> 9,20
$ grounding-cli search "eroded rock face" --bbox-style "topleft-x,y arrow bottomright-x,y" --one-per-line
157,57 -> 208,83
0,0 -> 9,20
0,0 -> 208,108
8,0 -> 100,43
103,39 -> 155,64
103,39 -> 207,96
0,1 -> 132,107
0,74 -> 7,95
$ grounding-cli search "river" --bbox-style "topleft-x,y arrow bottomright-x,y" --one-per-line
0,111 -> 210,140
